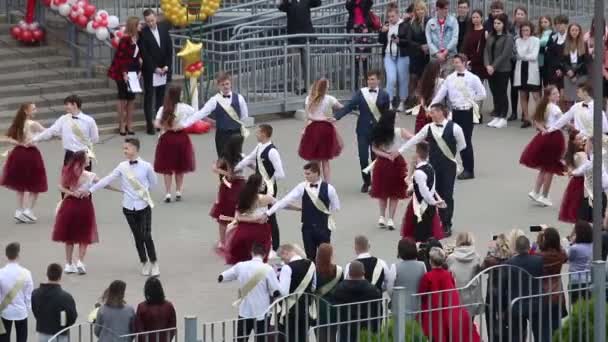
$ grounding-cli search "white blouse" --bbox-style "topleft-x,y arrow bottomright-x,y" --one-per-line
155,103 -> 196,130
545,103 -> 563,127
305,95 -> 338,121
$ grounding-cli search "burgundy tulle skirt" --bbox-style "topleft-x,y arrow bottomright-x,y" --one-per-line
519,131 -> 566,174
370,155 -> 408,199
402,201 -> 444,242
0,146 -> 48,193
52,196 -> 98,244
219,222 -> 272,264
154,130 -> 196,174
415,107 -> 432,133
559,176 -> 584,224
298,121 -> 343,160
209,178 -> 245,222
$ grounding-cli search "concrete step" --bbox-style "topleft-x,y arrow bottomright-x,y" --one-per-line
0,88 -> 118,111
0,55 -> 72,73
0,111 -> 146,133
0,68 -> 88,86
0,45 -> 60,59
0,78 -> 109,98
0,100 -> 122,123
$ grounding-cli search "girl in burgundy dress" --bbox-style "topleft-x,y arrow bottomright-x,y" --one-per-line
0,103 -> 47,223
154,84 -> 196,203
53,151 -> 119,275
520,85 -> 566,207
369,110 -> 409,230
559,133 -> 587,223
210,135 -> 244,250
221,174 -> 273,265
298,78 -> 344,182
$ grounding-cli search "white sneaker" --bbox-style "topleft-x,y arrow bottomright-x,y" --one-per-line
164,194 -> 171,203
537,196 -> 553,207
397,103 -> 405,112
142,262 -> 151,276
528,191 -> 540,202
14,209 -> 27,223
150,263 -> 160,277
487,118 -> 499,127
64,264 -> 77,274
22,209 -> 37,222
378,216 -> 386,228
387,218 -> 395,231
175,191 -> 182,202
76,260 -> 86,275
494,118 -> 507,128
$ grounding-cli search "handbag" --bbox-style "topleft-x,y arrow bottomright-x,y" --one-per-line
369,11 -> 382,31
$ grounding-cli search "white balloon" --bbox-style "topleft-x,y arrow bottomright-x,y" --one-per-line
86,21 -> 95,34
18,20 -> 27,28
107,16 -> 119,29
58,4 -> 71,16
95,27 -> 109,40
28,22 -> 39,30
50,1 -> 58,10
97,10 -> 108,18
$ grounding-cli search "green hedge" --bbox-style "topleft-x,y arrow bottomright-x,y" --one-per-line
552,300 -> 608,342
358,319 -> 428,342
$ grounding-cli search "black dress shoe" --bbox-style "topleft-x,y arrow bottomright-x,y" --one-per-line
457,171 -> 475,180
520,120 -> 532,129
127,130 -> 136,135
119,131 -> 127,136
507,114 -> 518,121
360,183 -> 370,193
146,129 -> 156,135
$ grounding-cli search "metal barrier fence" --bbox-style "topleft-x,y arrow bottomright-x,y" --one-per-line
48,322 -> 178,341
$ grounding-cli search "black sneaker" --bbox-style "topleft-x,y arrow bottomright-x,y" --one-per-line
360,183 -> 370,193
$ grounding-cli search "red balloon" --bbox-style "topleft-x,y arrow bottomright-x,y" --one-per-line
76,15 -> 88,27
92,21 -> 99,29
100,12 -> 108,19
32,28 -> 44,41
83,4 -> 96,17
10,26 -> 22,39
115,30 -> 124,38
195,61 -> 203,69
100,19 -> 107,27
20,30 -> 33,42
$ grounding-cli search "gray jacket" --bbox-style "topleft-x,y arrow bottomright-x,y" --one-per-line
447,246 -> 484,316
94,304 -> 135,342
484,33 -> 514,73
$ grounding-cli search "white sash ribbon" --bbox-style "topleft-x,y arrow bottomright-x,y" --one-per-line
67,115 -> 95,160
304,186 -> 337,231
214,94 -> 250,139
0,271 -> 27,335
361,88 -> 382,122
121,165 -> 154,208
370,260 -> 383,287
274,263 -> 317,325
256,147 -> 275,197
316,265 -> 343,297
233,266 -> 271,307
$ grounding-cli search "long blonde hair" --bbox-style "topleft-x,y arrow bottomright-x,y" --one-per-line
307,78 -> 329,113
564,23 -> 585,56
7,103 -> 32,143
412,1 -> 427,28
125,16 -> 140,38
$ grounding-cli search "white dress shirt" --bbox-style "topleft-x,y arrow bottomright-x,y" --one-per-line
278,255 -> 317,297
398,119 -> 467,154
343,253 -> 389,290
571,155 -> 608,192
88,158 -> 158,210
0,262 -> 34,321
234,142 -> 285,180
362,87 -> 379,102
266,181 -> 340,216
155,103 -> 196,131
305,95 -> 339,121
545,103 -> 563,127
33,112 -> 99,152
150,26 -> 161,47
548,101 -> 608,137
221,256 -> 281,320
182,92 -> 249,127
413,161 -> 439,205
431,70 -> 486,110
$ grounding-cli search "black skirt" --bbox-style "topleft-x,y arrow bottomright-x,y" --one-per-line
518,61 -> 541,92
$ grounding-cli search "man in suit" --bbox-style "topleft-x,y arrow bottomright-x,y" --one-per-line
502,236 -> 543,342
140,9 -> 173,135
334,70 -> 390,193
277,0 -> 321,94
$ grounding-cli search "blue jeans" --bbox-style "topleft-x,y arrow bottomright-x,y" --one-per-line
383,55 -> 409,101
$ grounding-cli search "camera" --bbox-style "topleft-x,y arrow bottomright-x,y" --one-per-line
391,34 -> 397,39
530,225 -> 543,232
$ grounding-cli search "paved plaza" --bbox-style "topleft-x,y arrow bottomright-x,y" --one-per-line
0,113 -> 572,330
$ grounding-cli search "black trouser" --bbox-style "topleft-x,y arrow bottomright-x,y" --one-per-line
280,298 -> 311,342
266,182 -> 280,251
489,72 -> 510,118
509,310 -> 542,342
143,74 -> 168,132
123,206 -> 157,263
236,317 -> 269,342
357,133 -> 375,186
578,192 -> 608,222
0,318 -> 27,342
215,129 -> 242,158
510,61 -> 519,118
434,162 -> 456,230
414,204 -> 437,242
302,224 -> 331,260
452,109 -> 474,173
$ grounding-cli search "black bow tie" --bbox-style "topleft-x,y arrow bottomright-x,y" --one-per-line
457,73 -> 465,77
435,123 -> 444,127
71,115 -> 79,119
129,160 -> 138,165
309,183 -> 318,188
368,89 -> 377,93
222,95 -> 231,98
583,103 -> 589,108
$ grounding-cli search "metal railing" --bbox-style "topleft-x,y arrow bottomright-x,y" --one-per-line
48,322 -> 178,342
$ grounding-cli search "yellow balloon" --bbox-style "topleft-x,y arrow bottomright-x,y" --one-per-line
185,71 -> 192,78
192,70 -> 201,78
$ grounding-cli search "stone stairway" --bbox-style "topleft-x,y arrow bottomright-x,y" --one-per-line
0,15 -> 146,135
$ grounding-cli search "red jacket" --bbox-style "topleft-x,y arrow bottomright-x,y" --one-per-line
108,36 -> 141,81
134,301 -> 176,342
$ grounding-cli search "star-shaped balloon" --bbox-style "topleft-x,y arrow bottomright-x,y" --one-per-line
177,39 -> 203,71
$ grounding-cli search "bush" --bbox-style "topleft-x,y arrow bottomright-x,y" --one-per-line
552,300 -> 608,342
358,318 -> 428,342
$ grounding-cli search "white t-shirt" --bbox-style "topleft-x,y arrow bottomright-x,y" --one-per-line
305,95 -> 338,121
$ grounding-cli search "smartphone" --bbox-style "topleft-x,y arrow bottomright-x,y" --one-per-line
492,235 -> 497,241
530,225 -> 543,232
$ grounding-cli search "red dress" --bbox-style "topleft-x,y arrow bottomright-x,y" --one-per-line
153,130 -> 196,174
221,220 -> 272,265
209,175 -> 245,222
401,201 -> 444,242
298,120 -> 343,161
418,268 -> 481,342
559,176 -> 584,223
0,145 -> 47,193
53,187 -> 98,245
415,106 -> 432,133
520,130 -> 566,174
370,155 -> 407,199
